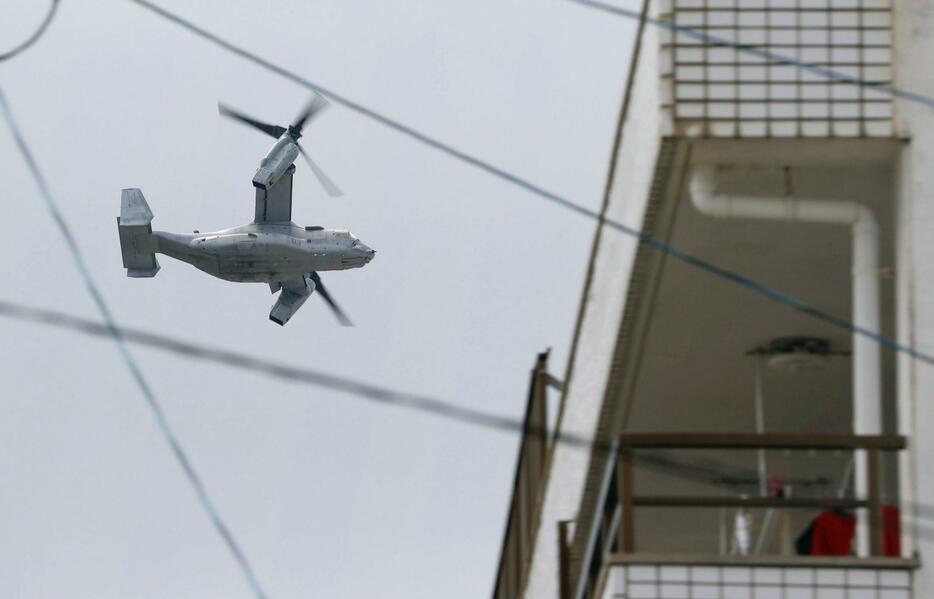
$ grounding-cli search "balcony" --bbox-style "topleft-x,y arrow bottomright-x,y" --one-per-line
571,433 -> 915,599
658,0 -> 895,138
554,137 -> 909,597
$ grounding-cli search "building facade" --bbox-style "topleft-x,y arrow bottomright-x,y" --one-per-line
495,1 -> 934,597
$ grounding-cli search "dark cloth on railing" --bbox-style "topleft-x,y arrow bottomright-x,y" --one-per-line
795,520 -> 814,556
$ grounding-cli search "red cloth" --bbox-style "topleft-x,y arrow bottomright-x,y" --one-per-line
811,510 -> 856,555
809,506 -> 901,556
884,504 -> 901,557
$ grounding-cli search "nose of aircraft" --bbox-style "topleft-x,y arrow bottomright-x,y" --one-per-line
356,242 -> 376,263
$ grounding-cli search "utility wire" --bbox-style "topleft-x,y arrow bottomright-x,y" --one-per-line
125,0 -> 934,367
10,298 -> 934,538
0,90 -> 268,599
0,0 -> 60,63
0,299 -> 906,493
0,299 -> 597,450
0,299 -> 922,497
0,296 -> 881,494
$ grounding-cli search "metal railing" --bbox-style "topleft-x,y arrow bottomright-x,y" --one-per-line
616,433 -> 905,555
571,433 -> 907,599
659,0 -> 895,138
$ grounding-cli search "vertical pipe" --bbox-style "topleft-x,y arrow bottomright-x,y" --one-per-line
853,217 -> 882,557
719,502 -> 727,555
754,355 -> 768,498
753,355 -> 774,555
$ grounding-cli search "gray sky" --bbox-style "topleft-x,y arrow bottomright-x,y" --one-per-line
0,1 -> 634,597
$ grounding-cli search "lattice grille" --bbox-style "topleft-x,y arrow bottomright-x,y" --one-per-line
603,564 -> 911,599
659,0 -> 894,138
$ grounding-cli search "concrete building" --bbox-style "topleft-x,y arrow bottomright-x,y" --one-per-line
494,1 -> 934,597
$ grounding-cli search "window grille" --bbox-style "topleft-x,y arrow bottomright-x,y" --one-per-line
659,0 -> 894,138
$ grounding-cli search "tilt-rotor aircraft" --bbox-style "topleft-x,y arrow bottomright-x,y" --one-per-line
117,95 -> 375,326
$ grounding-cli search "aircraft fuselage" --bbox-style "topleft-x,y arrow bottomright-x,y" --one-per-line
151,222 -> 375,284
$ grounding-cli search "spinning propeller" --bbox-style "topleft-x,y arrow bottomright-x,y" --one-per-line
218,94 -> 343,197
310,271 -> 353,327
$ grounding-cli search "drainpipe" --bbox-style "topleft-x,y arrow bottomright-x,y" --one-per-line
690,165 -> 881,557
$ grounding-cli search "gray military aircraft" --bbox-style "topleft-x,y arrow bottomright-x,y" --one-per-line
117,96 -> 375,326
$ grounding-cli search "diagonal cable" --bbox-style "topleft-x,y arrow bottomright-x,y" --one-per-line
0,89 -> 268,599
10,298 -> 934,533
0,0 -> 60,62
124,0 -> 934,367
0,299 -> 597,450
0,298 -> 894,485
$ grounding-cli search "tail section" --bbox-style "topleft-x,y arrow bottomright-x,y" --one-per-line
118,188 -> 160,278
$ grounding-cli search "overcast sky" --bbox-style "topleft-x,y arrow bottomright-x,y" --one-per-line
0,1 -> 635,597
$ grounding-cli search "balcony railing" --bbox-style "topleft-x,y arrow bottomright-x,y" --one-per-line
571,433 -> 909,599
596,553 -> 916,599
659,0 -> 895,138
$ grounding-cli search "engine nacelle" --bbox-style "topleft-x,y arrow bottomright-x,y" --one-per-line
253,136 -> 300,190
269,274 -> 316,326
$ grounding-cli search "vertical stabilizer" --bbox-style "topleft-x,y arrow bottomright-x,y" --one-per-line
118,188 -> 160,278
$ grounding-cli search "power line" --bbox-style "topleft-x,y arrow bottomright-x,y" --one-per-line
0,0 -> 60,63
9,297 -> 934,516
11,299 -> 934,548
0,298 -> 599,450
10,292 -> 934,557
0,90 -> 268,599
569,0 -> 934,109
0,297 -> 912,491
125,0 -> 934,368
0,296 -> 862,490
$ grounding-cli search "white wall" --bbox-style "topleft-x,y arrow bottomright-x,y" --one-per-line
894,1 -> 934,594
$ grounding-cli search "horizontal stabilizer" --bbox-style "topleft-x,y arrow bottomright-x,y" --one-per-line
118,188 -> 160,278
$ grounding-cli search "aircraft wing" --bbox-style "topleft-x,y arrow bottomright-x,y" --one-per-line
254,164 -> 295,223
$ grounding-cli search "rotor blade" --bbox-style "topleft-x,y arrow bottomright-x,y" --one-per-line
291,94 -> 330,134
309,272 -> 353,326
298,146 -> 343,197
218,103 -> 286,139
